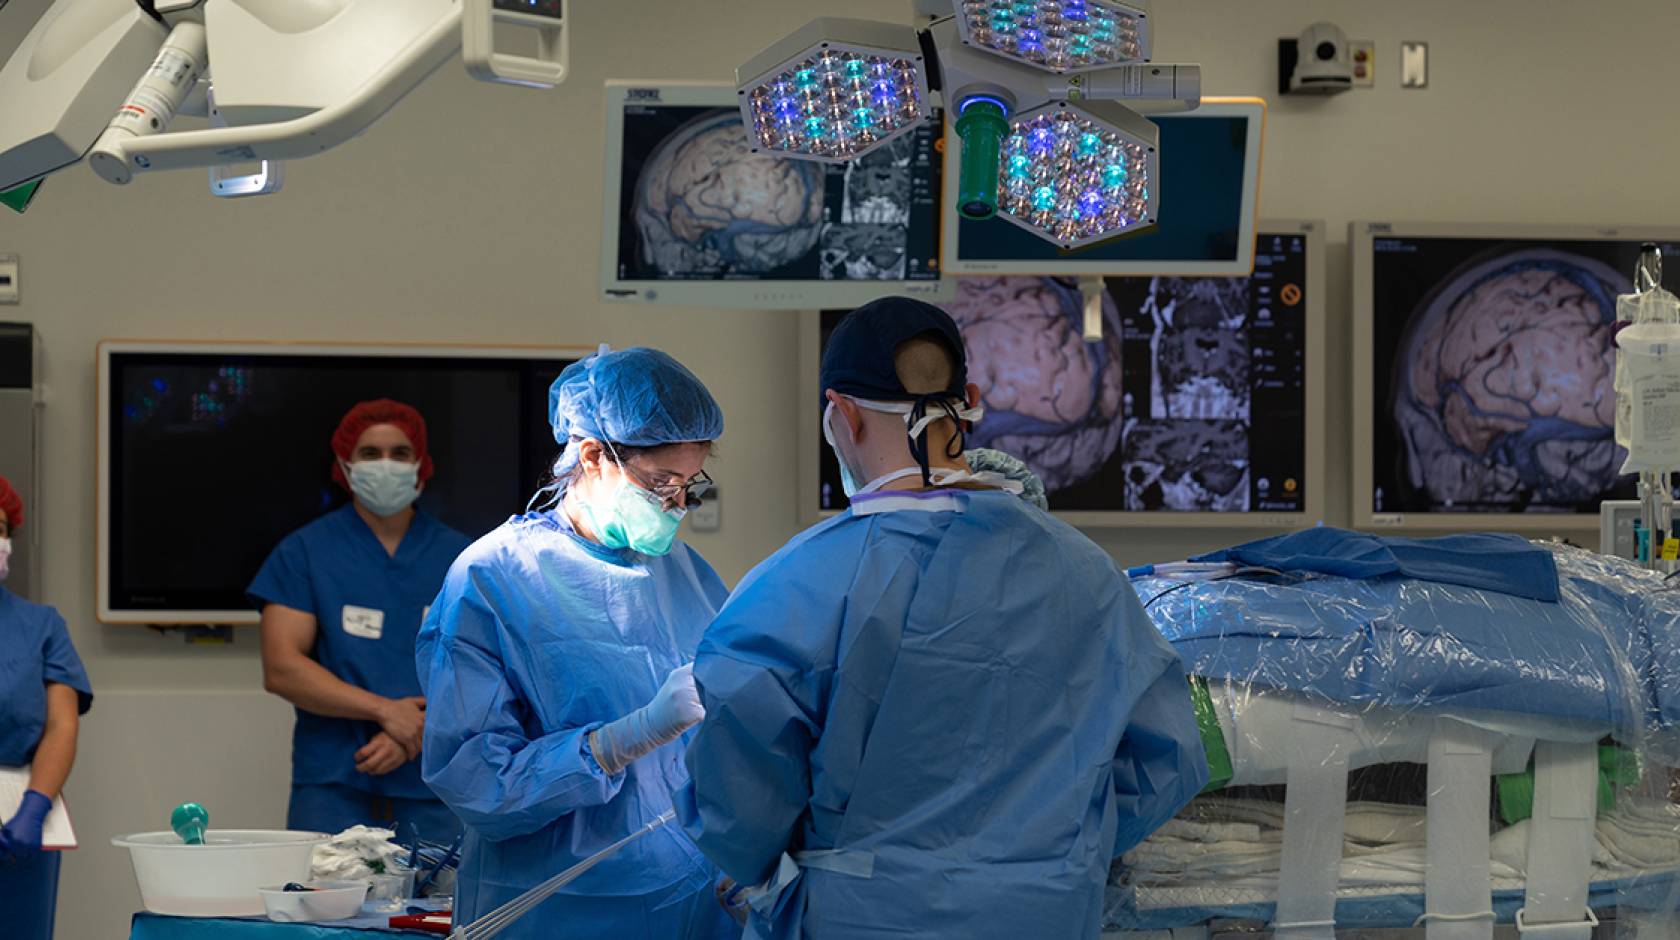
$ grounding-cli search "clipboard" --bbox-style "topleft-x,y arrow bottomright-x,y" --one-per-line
0,766 -> 77,850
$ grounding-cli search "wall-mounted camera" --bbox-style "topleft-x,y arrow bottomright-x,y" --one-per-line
1279,22 -> 1353,96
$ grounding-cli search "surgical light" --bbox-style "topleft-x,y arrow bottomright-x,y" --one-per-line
955,0 -> 1150,73
736,18 -> 930,163
995,100 -> 1157,249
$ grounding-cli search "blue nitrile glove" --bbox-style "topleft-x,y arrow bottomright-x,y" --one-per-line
1,790 -> 52,862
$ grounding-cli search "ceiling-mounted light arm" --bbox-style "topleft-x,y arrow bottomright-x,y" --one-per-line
1067,63 -> 1199,111
87,6 -> 461,183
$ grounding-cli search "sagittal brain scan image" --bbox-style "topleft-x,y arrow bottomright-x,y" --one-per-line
614,101 -> 942,284
949,276 -> 1126,493
632,109 -> 824,276
1369,237 -> 1680,516
816,230 -> 1313,514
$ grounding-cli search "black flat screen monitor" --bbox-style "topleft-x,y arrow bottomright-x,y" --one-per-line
98,343 -> 581,623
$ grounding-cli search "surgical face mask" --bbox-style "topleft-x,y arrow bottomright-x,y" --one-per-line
823,402 -> 867,498
345,459 -> 421,518
0,537 -> 10,581
581,469 -> 686,556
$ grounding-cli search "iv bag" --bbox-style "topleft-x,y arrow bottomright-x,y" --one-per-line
1619,316 -> 1680,474
1615,288 -> 1680,455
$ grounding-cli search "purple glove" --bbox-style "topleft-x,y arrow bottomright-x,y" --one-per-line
1,790 -> 52,862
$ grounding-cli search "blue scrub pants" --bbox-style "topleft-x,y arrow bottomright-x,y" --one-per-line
288,784 -> 463,843
0,850 -> 59,940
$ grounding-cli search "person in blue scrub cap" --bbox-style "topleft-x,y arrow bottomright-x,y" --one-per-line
678,297 -> 1209,940
0,475 -> 92,940
417,347 -> 739,940
250,399 -> 471,840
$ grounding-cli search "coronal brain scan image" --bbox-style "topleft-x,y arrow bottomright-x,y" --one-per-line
1378,245 -> 1632,513
631,109 -> 824,276
1140,275 -> 1252,420
820,223 -> 907,281
840,137 -> 913,226
1123,419 -> 1250,511
947,276 -> 1126,492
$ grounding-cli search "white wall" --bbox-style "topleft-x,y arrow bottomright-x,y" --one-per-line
0,0 -> 1676,936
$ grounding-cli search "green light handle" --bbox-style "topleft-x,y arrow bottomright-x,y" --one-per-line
955,100 -> 1008,221
172,802 -> 209,846
0,180 -> 41,214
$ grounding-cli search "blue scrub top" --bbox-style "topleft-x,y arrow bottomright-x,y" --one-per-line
417,510 -> 730,939
248,504 -> 471,799
680,489 -> 1208,940
0,588 -> 92,767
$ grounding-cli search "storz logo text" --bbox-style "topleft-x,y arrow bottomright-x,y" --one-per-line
627,89 -> 661,101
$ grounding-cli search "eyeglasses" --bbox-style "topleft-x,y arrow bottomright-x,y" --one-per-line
618,461 -> 714,510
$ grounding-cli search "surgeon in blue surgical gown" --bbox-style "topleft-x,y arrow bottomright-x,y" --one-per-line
418,347 -> 739,940
679,297 -> 1208,940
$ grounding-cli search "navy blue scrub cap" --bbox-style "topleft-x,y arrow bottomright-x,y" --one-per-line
821,296 -> 973,485
820,296 -> 968,406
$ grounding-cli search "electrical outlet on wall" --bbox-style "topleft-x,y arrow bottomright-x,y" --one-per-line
1350,40 -> 1374,87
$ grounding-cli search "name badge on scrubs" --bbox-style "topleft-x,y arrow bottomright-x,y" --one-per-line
342,606 -> 385,640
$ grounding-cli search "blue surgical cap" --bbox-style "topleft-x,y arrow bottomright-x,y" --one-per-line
547,347 -> 723,478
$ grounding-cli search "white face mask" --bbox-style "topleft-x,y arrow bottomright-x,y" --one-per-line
0,537 -> 10,581
344,459 -> 421,518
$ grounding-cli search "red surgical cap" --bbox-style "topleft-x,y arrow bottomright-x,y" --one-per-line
0,474 -> 20,532
330,399 -> 434,491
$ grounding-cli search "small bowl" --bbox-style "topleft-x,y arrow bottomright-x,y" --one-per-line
259,881 -> 368,923
365,868 -> 417,912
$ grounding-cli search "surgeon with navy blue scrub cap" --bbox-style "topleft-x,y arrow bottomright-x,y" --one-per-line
678,297 -> 1208,940
417,347 -> 739,939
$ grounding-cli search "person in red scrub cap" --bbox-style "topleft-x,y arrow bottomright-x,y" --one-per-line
0,474 -> 92,940
249,400 -> 470,839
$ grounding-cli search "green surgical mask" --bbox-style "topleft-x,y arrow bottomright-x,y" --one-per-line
582,476 -> 685,556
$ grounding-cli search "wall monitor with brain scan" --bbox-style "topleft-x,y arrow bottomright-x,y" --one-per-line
1352,222 -> 1680,532
798,221 -> 1327,528
600,81 -> 951,309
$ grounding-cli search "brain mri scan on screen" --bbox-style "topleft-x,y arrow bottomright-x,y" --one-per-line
633,109 -> 826,277
1367,236 -> 1680,516
818,230 -> 1313,515
614,98 -> 941,286
951,276 -> 1126,493
1393,250 -> 1624,510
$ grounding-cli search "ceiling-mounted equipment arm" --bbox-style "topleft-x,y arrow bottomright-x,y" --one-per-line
86,21 -> 206,182
87,6 -> 461,183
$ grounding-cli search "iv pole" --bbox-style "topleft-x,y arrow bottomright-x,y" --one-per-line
1632,244 -> 1673,572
